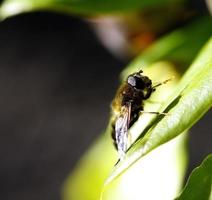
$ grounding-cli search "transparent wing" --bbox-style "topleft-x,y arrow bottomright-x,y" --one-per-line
115,104 -> 131,161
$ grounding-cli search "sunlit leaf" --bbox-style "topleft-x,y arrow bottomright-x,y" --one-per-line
176,154 -> 212,200
106,37 -> 212,184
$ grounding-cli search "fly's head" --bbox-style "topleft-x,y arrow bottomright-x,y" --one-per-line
127,70 -> 152,90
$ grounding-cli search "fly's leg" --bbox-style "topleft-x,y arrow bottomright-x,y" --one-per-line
139,110 -> 170,116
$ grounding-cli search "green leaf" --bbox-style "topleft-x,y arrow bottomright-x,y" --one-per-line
176,154 -> 212,200
0,0 -> 182,18
105,37 -> 212,184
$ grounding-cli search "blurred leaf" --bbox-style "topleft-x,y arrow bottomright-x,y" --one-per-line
176,154 -> 212,200
0,0 -> 182,18
122,16 -> 212,77
106,37 -> 212,184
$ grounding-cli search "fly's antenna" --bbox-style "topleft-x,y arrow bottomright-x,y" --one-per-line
152,76 -> 174,89
138,69 -> 143,74
133,68 -> 143,76
135,66 -> 143,74
138,70 -> 143,74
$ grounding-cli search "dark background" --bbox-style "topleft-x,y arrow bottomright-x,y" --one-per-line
0,12 -> 211,200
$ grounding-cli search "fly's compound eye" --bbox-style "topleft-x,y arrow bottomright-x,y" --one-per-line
127,76 -> 136,87
127,75 -> 146,89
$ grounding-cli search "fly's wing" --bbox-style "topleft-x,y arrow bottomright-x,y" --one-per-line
115,104 -> 131,161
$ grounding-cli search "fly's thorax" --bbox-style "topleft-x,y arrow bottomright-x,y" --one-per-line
127,73 -> 152,90
120,84 -> 134,106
